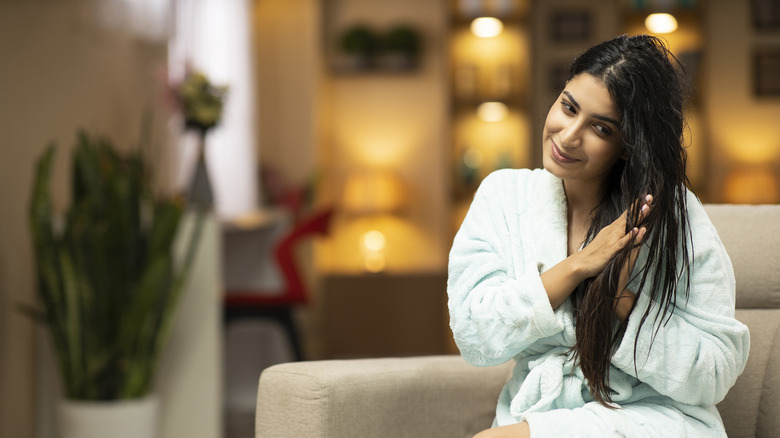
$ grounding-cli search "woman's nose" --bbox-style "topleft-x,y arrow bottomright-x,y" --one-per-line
559,121 -> 582,149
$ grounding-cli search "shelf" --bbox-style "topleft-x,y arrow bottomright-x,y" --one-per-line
447,0 -> 533,237
329,57 -> 422,76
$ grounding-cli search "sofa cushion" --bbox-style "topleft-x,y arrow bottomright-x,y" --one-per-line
717,308 -> 780,437
704,205 -> 780,309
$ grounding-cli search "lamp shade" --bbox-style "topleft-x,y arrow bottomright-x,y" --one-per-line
341,171 -> 405,215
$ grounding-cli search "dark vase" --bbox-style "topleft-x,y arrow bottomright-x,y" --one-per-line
188,129 -> 214,210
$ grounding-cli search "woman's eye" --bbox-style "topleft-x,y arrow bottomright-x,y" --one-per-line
595,124 -> 612,136
561,101 -> 575,114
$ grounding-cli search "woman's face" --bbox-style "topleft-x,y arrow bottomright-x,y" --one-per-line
542,73 -> 622,191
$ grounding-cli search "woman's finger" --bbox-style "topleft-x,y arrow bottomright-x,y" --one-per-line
617,227 -> 639,249
630,193 -> 654,227
633,226 -> 647,247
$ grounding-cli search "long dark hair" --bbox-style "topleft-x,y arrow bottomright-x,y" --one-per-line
567,35 -> 693,406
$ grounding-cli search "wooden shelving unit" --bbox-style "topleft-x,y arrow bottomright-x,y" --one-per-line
447,0 -> 533,233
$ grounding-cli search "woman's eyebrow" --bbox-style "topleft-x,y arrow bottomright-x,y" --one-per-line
563,90 -> 620,127
594,114 -> 620,126
563,91 -> 580,110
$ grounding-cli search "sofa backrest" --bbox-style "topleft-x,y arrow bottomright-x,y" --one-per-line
705,204 -> 780,438
704,204 -> 780,309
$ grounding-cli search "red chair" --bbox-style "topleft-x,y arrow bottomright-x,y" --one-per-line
224,207 -> 334,360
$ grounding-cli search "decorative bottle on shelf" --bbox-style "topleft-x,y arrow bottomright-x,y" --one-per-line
188,129 -> 214,210
172,69 -> 228,212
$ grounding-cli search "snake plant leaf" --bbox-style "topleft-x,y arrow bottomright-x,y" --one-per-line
29,144 -> 73,393
15,302 -> 46,322
119,253 -> 172,398
57,247 -> 84,398
148,200 -> 183,259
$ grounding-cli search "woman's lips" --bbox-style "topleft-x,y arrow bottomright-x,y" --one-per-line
551,141 -> 580,164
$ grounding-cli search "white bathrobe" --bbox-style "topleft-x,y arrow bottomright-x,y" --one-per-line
448,168 -> 750,437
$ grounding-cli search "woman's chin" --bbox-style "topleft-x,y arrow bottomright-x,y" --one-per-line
542,155 -> 565,178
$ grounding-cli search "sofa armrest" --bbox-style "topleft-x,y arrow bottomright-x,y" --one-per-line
717,308 -> 780,437
256,355 -> 511,438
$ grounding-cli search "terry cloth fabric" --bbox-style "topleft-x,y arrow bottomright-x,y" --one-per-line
447,168 -> 750,437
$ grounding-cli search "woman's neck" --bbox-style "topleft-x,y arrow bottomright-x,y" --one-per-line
563,179 -> 602,215
563,179 -> 602,255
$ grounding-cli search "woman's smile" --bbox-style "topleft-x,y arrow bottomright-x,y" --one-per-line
550,140 -> 581,164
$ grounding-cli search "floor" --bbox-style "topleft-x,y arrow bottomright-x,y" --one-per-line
223,318 -> 296,438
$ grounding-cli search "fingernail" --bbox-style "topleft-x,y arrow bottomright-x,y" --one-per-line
641,204 -> 648,213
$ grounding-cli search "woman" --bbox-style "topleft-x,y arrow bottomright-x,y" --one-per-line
447,35 -> 750,437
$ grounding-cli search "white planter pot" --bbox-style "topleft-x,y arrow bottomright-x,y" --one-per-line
58,395 -> 159,438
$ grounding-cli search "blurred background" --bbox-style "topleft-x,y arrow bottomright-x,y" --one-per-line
2,0 -> 780,436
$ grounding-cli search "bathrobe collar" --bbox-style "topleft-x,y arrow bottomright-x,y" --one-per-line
529,169 -> 569,273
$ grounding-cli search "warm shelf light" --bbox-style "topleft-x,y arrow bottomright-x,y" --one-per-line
463,148 -> 484,169
471,17 -> 503,38
477,101 -> 508,122
645,13 -> 678,34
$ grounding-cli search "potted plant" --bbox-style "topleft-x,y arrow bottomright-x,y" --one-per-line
379,24 -> 422,70
337,24 -> 380,71
27,128 -> 203,438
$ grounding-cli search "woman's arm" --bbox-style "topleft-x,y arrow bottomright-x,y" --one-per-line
448,172 -> 565,366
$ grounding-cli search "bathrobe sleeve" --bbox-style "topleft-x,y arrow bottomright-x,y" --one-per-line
448,171 -> 565,367
611,196 -> 750,406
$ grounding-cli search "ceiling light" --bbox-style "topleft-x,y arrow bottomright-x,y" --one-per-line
645,13 -> 678,34
471,17 -> 503,38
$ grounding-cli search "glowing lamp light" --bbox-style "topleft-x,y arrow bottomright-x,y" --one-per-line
361,230 -> 387,273
471,17 -> 503,38
477,101 -> 508,122
363,253 -> 386,273
362,230 -> 386,252
645,13 -> 678,34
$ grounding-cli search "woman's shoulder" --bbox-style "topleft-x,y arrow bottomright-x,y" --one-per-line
683,189 -> 732,260
476,168 -> 561,215
684,189 -> 717,234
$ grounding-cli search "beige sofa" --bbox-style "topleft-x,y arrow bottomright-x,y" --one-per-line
255,205 -> 780,438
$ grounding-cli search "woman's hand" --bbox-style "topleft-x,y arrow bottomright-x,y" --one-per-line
542,195 -> 653,311
574,194 -> 652,279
